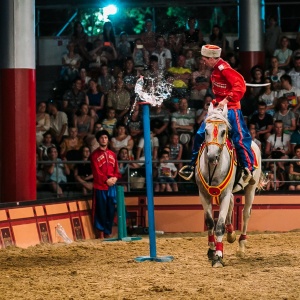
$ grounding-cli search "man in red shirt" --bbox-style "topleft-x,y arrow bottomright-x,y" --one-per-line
182,44 -> 255,184
90,130 -> 121,238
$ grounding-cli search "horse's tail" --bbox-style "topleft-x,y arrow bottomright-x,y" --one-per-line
256,171 -> 268,191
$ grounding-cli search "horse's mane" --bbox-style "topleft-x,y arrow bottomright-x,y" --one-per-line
206,108 -> 231,130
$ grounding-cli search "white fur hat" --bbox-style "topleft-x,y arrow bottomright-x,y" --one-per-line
201,44 -> 222,58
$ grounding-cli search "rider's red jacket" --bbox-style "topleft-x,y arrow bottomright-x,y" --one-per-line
211,58 -> 246,110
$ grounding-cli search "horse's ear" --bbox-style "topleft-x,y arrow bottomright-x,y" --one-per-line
222,104 -> 228,117
208,103 -> 214,114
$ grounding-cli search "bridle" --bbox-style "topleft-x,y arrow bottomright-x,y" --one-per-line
204,120 -> 228,184
205,119 -> 228,151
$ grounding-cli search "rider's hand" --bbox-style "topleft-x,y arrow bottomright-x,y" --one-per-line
218,98 -> 229,109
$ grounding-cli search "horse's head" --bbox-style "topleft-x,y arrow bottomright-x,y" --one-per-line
204,104 -> 230,165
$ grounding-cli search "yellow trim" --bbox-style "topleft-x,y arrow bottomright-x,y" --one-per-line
196,141 -> 235,206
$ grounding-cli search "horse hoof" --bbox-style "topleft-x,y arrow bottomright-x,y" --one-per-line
212,255 -> 225,267
236,250 -> 245,258
227,231 -> 236,243
207,248 -> 216,261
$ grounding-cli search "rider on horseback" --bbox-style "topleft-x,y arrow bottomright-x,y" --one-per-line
181,44 -> 256,185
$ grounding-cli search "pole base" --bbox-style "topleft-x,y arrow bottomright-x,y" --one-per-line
102,236 -> 142,242
134,255 -> 174,262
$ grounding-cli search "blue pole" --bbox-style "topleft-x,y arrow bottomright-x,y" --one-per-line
141,103 -> 157,258
56,11 -> 78,37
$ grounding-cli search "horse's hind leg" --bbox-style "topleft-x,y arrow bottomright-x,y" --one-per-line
225,193 -> 236,243
237,186 -> 255,257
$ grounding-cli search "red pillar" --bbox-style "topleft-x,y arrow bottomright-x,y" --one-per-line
0,0 -> 36,202
239,0 -> 265,82
239,51 -> 265,82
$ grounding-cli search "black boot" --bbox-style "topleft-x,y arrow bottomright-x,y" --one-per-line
242,168 -> 256,185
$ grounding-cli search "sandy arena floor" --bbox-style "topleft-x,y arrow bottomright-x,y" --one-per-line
1,231 -> 300,300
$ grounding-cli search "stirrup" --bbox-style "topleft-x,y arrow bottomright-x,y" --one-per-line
179,165 -> 194,181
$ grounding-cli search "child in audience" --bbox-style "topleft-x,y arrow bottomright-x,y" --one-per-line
102,108 -> 117,137
38,131 -> 56,161
164,133 -> 183,170
155,150 -> 178,192
265,162 -> 285,191
184,49 -> 196,71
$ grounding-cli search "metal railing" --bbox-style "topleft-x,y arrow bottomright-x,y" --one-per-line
36,158 -> 300,199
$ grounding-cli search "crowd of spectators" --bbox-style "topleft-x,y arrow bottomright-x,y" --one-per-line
36,16 -> 300,195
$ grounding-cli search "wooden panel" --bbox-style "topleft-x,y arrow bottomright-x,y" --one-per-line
0,210 -> 7,221
124,196 -> 139,206
81,215 -> 95,239
154,196 -> 201,205
45,203 -> 68,215
13,223 -> 40,248
155,210 -> 204,232
248,209 -> 300,232
253,195 -> 300,205
35,206 -> 45,216
77,200 -> 91,211
8,207 -> 34,219
68,201 -> 78,212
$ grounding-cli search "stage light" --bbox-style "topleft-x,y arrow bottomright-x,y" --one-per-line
103,4 -> 118,16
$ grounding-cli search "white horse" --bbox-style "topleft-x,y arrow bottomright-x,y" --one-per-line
195,104 -> 261,267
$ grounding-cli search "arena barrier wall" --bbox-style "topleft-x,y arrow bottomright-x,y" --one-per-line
1,194 -> 300,249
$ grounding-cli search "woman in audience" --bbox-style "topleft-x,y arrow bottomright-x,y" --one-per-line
61,42 -> 82,82
132,38 -> 149,69
117,31 -> 132,66
103,21 -> 116,47
209,24 -> 227,57
110,123 -> 134,157
273,96 -> 296,135
74,146 -> 93,195
140,19 -> 157,53
122,57 -> 138,98
190,56 -> 211,106
258,77 -> 277,116
274,36 -> 293,71
59,127 -> 84,161
89,39 -> 117,71
265,15 -> 282,59
265,162 -> 285,191
249,65 -> 265,100
265,56 -> 285,93
117,147 -> 140,192
97,64 -> 115,97
36,101 -> 51,147
85,78 -> 105,122
265,119 -> 291,171
74,102 -> 94,138
288,144 -> 300,191
70,21 -> 89,62
79,68 -> 91,91
107,77 -> 131,122
44,146 -> 70,197
182,17 -> 204,47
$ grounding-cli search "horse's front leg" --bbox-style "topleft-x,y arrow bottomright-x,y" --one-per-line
213,192 -> 232,267
200,193 -> 216,261
225,193 -> 236,243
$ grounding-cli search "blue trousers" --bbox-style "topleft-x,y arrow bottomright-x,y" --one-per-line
191,109 -> 254,171
93,187 -> 116,235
